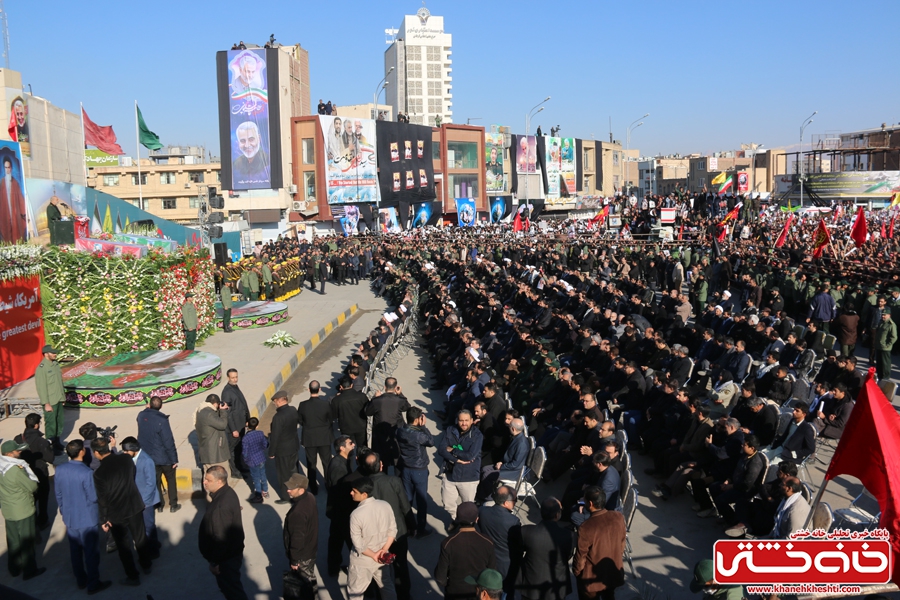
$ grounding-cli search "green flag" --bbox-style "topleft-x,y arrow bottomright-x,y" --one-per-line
137,104 -> 162,150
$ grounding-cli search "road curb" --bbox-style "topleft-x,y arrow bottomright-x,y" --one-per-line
176,303 -> 359,498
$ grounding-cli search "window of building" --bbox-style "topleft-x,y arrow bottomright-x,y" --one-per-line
160,172 -> 177,185
301,138 -> 315,165
583,175 -> 592,190
102,175 -> 119,186
408,98 -> 423,114
447,141 -> 478,169
216,172 -> 221,182
426,46 -> 441,61
189,196 -> 199,208
304,171 -> 316,201
406,46 -> 421,60
131,173 -> 147,186
162,198 -> 176,209
449,173 -> 479,199
408,81 -> 422,96
427,81 -> 441,96
426,64 -> 441,79
128,199 -> 141,208
428,99 -> 442,113
407,63 -> 422,78
698,177 -> 706,188
613,175 -> 620,190
189,172 -> 204,183
613,152 -> 619,167
697,161 -> 706,171
432,142 -> 441,160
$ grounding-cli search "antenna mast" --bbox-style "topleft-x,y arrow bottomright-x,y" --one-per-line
0,0 -> 9,69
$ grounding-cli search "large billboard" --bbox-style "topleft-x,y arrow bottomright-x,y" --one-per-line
0,140 -> 29,242
560,137 -> 576,195
485,132 -> 505,192
8,94 -> 30,158
216,49 -> 283,191
375,120 -> 434,204
320,115 -> 380,204
516,135 -> 536,174
546,136 -> 561,199
85,149 -> 119,168
775,171 -> 900,198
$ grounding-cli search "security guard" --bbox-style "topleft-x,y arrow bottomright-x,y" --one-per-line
221,280 -> 234,333
182,292 -> 198,350
261,259 -> 273,300
35,345 -> 66,455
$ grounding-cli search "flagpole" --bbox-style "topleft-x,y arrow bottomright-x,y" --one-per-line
134,100 -> 143,210
80,102 -> 87,185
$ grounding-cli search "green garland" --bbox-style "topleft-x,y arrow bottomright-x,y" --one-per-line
0,243 -> 42,283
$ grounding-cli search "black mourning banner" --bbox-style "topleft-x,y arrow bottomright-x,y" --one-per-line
576,139 -> 583,192
357,203 -> 374,231
595,142 -> 604,189
376,121 -> 436,206
536,136 -> 548,194
509,135 -> 519,195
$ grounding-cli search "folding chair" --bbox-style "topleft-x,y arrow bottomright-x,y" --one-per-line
616,429 -> 628,447
797,451 -> 817,485
513,446 -> 547,515
622,488 -> 639,579
834,489 -> 881,529
813,502 -> 834,533
878,380 -> 897,403
619,468 -> 634,510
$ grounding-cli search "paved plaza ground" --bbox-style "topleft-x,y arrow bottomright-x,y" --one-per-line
0,280 -> 883,599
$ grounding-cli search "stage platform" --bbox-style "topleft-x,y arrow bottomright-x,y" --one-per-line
63,350 -> 222,408
215,300 -> 289,329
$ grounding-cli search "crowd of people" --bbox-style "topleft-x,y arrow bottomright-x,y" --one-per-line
2,192 -> 898,599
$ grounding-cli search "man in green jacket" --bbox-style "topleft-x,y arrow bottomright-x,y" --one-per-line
0,439 -> 45,580
875,311 -> 898,381
247,265 -> 260,301
261,259 -> 273,300
35,344 -> 66,454
221,280 -> 234,333
182,292 -> 198,350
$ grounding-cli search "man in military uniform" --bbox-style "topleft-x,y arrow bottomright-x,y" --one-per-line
0,439 -> 45,580
261,259 -> 273,300
240,265 -> 251,300
182,292 -> 198,350
35,345 -> 66,454
247,264 -> 260,301
875,310 -> 898,381
221,280 -> 234,333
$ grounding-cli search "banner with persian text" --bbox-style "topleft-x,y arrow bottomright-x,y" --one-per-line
0,275 -> 45,389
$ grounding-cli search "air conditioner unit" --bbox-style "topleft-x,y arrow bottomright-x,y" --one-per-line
288,184 -> 298,194
291,201 -> 305,211
184,183 -> 191,189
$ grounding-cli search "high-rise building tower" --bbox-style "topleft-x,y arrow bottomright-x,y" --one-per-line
384,6 -> 452,126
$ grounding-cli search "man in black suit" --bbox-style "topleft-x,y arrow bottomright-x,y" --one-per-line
297,380 -> 333,495
220,368 -> 250,479
765,401 -> 816,464
92,437 -> 153,586
364,377 -> 410,471
330,377 -> 369,448
477,485 -> 522,597
268,391 -> 300,504
517,497 -> 575,600
325,436 -> 355,577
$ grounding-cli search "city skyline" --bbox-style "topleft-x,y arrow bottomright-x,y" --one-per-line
8,0 -> 899,160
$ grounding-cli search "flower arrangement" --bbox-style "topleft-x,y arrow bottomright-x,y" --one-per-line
0,243 -> 42,283
41,244 -> 216,361
263,330 -> 299,348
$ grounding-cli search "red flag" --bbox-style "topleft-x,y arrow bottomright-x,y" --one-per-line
513,212 -> 523,232
775,214 -> 795,248
825,369 -> 900,584
587,206 -> 609,229
716,223 -> 728,243
882,221 -> 888,239
891,216 -> 896,239
720,202 -> 742,225
678,221 -> 684,240
81,108 -> 124,155
850,206 -> 868,247
833,204 -> 843,222
7,107 -> 17,142
811,218 -> 830,258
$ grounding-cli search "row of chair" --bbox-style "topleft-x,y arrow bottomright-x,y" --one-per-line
363,288 -> 420,397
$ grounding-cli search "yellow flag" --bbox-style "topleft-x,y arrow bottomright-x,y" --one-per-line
891,192 -> 900,208
711,172 -> 727,186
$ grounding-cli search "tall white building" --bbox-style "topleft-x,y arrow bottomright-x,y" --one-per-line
384,6 -> 452,126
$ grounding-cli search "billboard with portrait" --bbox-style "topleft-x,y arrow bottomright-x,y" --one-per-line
8,94 -> 30,158
560,137 -> 576,195
455,198 -> 476,227
321,115 -> 381,205
485,132 -> 505,192
0,141 -> 30,242
375,121 -> 434,204
545,136 -> 561,199
379,207 -> 400,233
216,49 -> 283,191
490,196 -> 512,223
515,135 -> 536,174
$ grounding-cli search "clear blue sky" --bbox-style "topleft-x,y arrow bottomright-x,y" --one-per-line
10,0 -> 899,159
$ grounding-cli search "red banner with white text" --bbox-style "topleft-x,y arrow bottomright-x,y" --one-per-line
0,275 -> 45,389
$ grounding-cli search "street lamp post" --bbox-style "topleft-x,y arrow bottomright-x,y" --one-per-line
371,67 -> 394,235
749,143 -> 764,196
799,111 -> 817,209
524,96 -> 550,209
626,113 -> 649,150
